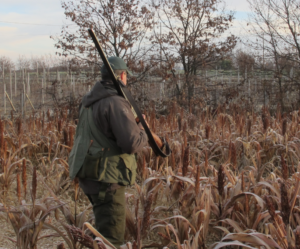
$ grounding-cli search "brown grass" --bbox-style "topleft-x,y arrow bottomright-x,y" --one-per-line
1,101 -> 300,248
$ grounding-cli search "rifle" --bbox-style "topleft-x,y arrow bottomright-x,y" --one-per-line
88,29 -> 171,158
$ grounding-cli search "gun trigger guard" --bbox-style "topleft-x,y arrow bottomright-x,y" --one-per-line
160,136 -> 166,150
160,137 -> 172,155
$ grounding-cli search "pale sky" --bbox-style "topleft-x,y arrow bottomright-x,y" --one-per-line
0,0 -> 251,62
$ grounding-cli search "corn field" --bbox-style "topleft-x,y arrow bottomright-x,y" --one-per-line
1,100 -> 300,249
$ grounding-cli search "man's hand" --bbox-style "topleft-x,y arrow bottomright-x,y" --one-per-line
136,114 -> 149,130
136,115 -> 164,149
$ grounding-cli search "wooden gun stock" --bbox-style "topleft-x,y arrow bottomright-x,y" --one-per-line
151,132 -> 164,149
136,117 -> 164,149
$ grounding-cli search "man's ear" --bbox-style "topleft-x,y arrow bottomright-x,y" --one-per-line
120,71 -> 126,81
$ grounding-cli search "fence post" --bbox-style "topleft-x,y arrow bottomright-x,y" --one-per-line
4,84 -> 6,114
255,78 -> 257,94
238,67 -> 240,91
142,81 -> 145,107
14,69 -> 17,97
43,67 -> 46,83
71,71 -> 75,99
43,67 -> 46,107
220,70 -> 223,97
83,71 -> 86,93
248,78 -> 250,97
9,69 -> 12,100
2,62 -> 4,85
21,92 -> 24,117
160,80 -> 165,101
71,71 -> 73,91
36,62 -> 39,84
254,69 -> 256,93
83,76 -> 85,93
221,71 -> 223,84
92,65 -> 94,80
42,78 -> 44,108
22,68 -> 24,111
215,67 -> 218,105
2,63 -> 4,114
245,66 -> 248,94
57,69 -> 60,83
27,72 -> 30,96
23,69 -> 26,115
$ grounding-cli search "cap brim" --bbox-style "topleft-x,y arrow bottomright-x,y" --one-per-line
127,69 -> 133,76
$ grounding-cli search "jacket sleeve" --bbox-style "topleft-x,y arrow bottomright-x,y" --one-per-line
108,96 -> 148,154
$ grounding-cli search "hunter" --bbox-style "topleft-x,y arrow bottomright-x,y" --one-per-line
68,57 -> 148,247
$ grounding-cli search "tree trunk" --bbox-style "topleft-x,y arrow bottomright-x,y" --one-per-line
186,74 -> 194,100
278,79 -> 285,113
188,84 -> 194,100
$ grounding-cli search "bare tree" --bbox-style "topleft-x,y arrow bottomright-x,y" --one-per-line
30,54 -> 62,71
17,55 -> 31,71
247,0 -> 300,111
150,0 -> 237,99
0,56 -> 15,73
235,50 -> 256,74
53,0 -> 156,80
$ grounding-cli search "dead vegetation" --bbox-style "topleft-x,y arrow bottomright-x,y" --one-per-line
1,100 -> 300,249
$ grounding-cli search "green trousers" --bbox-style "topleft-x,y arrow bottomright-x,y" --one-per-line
88,183 -> 126,248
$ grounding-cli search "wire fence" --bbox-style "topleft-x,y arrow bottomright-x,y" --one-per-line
1,68 -> 299,118
0,68 -> 97,116
129,69 -> 300,113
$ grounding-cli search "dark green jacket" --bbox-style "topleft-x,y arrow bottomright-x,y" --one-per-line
68,81 -> 148,186
83,81 -> 148,154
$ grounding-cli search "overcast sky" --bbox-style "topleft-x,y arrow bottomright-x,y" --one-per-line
0,0 -> 251,62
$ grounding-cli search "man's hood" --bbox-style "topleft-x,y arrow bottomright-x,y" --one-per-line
81,81 -> 118,108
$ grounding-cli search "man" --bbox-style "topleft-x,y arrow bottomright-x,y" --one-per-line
69,57 -> 148,247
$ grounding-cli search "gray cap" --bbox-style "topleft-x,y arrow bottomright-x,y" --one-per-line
101,56 -> 133,76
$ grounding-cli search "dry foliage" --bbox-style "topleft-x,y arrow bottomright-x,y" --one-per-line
1,101 -> 300,249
